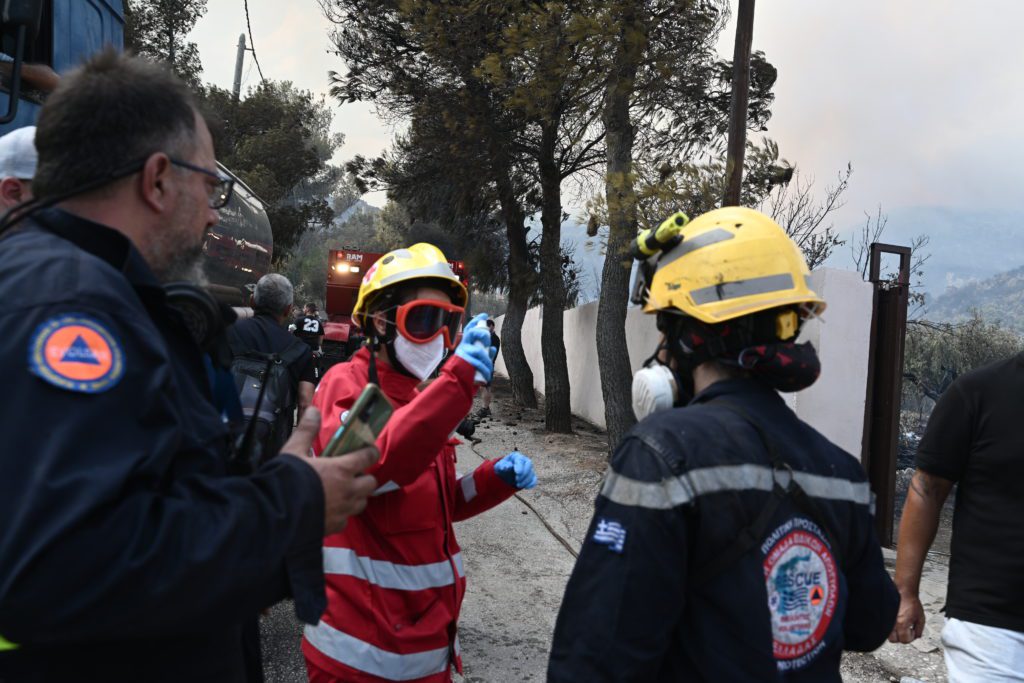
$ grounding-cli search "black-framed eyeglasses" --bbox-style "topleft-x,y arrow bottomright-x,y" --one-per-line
168,158 -> 235,209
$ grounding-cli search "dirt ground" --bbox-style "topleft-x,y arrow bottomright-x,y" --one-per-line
262,377 -> 950,682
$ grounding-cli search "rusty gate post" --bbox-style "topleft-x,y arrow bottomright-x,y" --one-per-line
861,243 -> 912,546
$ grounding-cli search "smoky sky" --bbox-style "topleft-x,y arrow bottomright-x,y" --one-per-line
726,0 -> 1024,228
193,1 -> 1024,226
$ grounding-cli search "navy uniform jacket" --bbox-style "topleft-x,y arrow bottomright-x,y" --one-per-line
0,210 -> 326,682
548,379 -> 898,682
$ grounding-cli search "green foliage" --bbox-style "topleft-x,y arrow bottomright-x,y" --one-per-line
123,0 -> 207,89
280,205 -> 384,306
200,81 -> 355,262
902,313 -> 1023,429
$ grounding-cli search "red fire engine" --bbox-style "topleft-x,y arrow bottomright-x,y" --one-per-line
322,248 -> 469,366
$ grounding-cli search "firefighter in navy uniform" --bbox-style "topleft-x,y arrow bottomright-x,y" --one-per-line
0,52 -> 377,682
548,207 -> 898,682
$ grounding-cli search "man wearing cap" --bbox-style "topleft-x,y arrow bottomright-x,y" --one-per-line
0,125 -> 36,211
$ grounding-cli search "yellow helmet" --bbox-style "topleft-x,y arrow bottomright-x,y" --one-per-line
640,206 -> 825,324
353,243 -> 468,329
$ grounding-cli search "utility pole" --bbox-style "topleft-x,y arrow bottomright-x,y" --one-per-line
722,0 -> 756,206
232,33 -> 246,101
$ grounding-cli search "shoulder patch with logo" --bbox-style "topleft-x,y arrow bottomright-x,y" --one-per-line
28,315 -> 125,393
762,517 -> 838,672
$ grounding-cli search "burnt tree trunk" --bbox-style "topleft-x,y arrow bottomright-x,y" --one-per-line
596,3 -> 646,451
538,121 -> 573,433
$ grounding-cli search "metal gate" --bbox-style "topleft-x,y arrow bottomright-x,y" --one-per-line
861,243 -> 912,546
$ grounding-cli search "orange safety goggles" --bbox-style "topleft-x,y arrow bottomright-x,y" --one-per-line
393,299 -> 466,350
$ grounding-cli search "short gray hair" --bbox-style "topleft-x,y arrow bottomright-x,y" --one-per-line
253,273 -> 294,315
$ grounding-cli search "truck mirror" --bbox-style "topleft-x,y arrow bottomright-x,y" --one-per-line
0,0 -> 46,124
3,0 -> 44,36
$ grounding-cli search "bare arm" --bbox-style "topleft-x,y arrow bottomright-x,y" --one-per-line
889,469 -> 954,643
297,380 -> 315,420
0,61 -> 60,92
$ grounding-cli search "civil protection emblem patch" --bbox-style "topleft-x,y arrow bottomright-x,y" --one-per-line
28,314 -> 125,393
762,518 -> 838,672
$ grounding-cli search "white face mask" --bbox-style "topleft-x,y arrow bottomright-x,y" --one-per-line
393,333 -> 446,382
631,363 -> 679,421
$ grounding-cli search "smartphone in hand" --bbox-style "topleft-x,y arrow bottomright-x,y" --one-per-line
321,383 -> 393,458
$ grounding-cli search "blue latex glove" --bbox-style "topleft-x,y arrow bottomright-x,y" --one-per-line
495,451 -> 537,489
455,313 -> 494,382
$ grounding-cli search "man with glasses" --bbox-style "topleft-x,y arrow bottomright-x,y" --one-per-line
302,243 -> 538,682
0,51 -> 379,681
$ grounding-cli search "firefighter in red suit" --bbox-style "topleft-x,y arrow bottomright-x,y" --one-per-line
302,243 -> 538,682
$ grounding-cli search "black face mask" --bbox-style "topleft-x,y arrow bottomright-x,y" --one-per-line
730,341 -> 822,392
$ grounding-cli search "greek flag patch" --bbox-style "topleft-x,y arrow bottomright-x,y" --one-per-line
592,518 -> 627,553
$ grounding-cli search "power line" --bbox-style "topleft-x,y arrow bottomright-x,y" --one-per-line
243,0 -> 266,84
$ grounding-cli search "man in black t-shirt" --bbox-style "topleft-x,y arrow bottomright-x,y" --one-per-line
293,302 -> 325,382
293,302 -> 325,351
891,353 -> 1024,680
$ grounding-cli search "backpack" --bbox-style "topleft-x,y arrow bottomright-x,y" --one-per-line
229,339 -> 309,466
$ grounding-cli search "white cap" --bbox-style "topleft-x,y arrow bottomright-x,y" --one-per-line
0,126 -> 37,181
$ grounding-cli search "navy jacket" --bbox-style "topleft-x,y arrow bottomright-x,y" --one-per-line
548,379 -> 898,682
0,210 -> 326,682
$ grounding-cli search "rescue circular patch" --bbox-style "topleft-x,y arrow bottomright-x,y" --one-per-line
28,315 -> 124,393
762,519 -> 838,668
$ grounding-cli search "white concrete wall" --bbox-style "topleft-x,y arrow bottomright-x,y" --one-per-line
494,267 -> 873,459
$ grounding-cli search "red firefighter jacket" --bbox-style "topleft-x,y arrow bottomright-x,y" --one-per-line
302,348 -> 516,682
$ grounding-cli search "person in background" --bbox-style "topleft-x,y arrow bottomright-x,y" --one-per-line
294,301 -> 326,383
0,52 -> 60,93
228,273 -> 317,457
0,125 -> 36,210
294,302 -> 325,352
476,318 -> 501,418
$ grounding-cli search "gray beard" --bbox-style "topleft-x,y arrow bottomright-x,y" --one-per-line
154,243 -> 206,284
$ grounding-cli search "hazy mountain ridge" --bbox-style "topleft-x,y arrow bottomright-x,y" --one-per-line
927,265 -> 1024,332
831,205 -> 1024,299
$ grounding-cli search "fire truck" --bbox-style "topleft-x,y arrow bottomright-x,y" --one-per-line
322,247 -> 469,368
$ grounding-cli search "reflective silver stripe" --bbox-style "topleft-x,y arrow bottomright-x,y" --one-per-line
372,480 -> 400,496
323,547 -> 465,590
600,464 -> 872,510
379,262 -> 456,287
690,273 -> 795,305
658,228 -> 735,269
304,620 -> 450,681
459,473 -> 477,503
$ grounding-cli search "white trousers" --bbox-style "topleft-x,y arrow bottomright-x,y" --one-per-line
942,617 -> 1024,682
